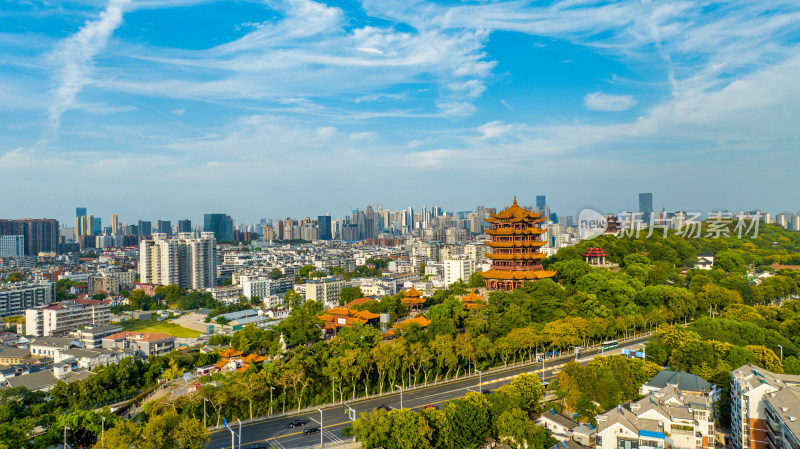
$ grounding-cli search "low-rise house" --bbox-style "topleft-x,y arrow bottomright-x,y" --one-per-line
0,347 -> 32,365
538,409 -> 579,441
596,383 -> 717,449
69,324 -> 124,349
102,331 -> 175,357
640,369 -> 718,399
28,337 -> 81,358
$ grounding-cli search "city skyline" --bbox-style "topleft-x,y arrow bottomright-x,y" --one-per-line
2,1 -> 800,221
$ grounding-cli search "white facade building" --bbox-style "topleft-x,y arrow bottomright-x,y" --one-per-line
139,232 -> 216,289
444,255 -> 476,286
0,235 -> 24,258
26,299 -> 111,337
0,281 -> 54,318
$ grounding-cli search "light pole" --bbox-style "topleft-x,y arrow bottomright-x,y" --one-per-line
475,368 -> 482,393
238,419 -> 242,449
101,416 -> 105,444
570,346 -> 579,362
395,384 -> 403,409
318,408 -> 324,448
203,398 -> 208,428
269,386 -> 274,416
332,377 -> 336,403
64,426 -> 70,449
778,344 -> 783,361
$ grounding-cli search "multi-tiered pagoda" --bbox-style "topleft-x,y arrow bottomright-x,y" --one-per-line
481,198 -> 555,291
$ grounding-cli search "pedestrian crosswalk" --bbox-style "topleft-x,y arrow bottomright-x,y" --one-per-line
477,364 -> 565,386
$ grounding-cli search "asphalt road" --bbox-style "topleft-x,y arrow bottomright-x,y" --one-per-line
206,335 -> 652,449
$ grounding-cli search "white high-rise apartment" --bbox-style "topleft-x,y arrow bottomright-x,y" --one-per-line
444,255 -> 476,286
26,299 -> 111,337
139,232 -> 216,289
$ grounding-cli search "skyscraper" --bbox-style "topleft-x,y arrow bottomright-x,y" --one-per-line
639,193 -> 653,223
203,214 -> 234,241
76,207 -> 86,218
157,220 -> 172,235
318,215 -> 332,240
92,217 -> 101,235
536,195 -> 546,211
111,214 -> 119,235
138,220 -> 152,236
177,219 -> 192,233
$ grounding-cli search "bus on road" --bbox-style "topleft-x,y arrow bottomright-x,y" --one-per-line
601,340 -> 619,350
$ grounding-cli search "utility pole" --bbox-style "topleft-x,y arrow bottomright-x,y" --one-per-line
101,416 -> 105,445
318,409 -> 324,448
395,384 -> 403,409
270,386 -> 274,416
476,368 -> 482,393
238,419 -> 241,449
332,377 -> 336,403
778,344 -> 783,361
64,426 -> 70,449
203,398 -> 207,428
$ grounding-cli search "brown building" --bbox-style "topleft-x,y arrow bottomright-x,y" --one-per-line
480,198 -> 554,291
0,219 -> 59,256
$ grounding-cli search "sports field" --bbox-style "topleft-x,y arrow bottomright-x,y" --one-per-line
120,319 -> 201,338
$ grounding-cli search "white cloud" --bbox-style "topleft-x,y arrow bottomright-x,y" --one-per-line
584,92 -> 637,111
171,108 -> 185,116
44,0 -> 131,142
477,121 -> 524,139
316,126 -> 337,139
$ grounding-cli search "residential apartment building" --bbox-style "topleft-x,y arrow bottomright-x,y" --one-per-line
139,232 -> 216,289
0,235 -> 24,258
26,299 -> 111,337
731,364 -> 800,449
444,255 -> 476,286
301,277 -> 346,308
0,281 -> 55,317
0,218 -> 59,255
102,331 -> 175,356
596,381 -> 716,449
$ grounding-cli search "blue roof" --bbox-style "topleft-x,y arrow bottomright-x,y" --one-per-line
639,430 -> 666,439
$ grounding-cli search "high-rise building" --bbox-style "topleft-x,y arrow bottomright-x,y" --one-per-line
482,198 -> 554,291
139,233 -> 217,289
0,219 -> 59,256
203,214 -> 234,242
177,219 -> 192,233
157,220 -> 172,235
318,215 -> 332,240
639,193 -> 653,223
76,207 -> 86,218
536,195 -> 546,211
444,255 -> 476,286
138,220 -> 152,236
111,214 -> 119,235
92,217 -> 101,235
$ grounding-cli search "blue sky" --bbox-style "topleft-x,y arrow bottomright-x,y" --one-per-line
2,0 -> 799,226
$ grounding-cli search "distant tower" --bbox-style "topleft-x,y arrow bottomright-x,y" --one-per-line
536,195 -> 546,212
111,214 -> 119,235
639,193 -> 653,224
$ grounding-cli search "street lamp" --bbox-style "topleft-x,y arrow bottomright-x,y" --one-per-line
238,419 -> 242,449
778,344 -> 783,361
332,377 -> 337,404
395,384 -> 403,409
570,346 -> 579,362
318,409 -> 324,449
64,426 -> 70,449
203,398 -> 208,428
101,416 -> 105,445
269,386 -> 275,416
475,368 -> 482,393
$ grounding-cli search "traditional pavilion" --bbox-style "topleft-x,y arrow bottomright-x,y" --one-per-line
401,287 -> 426,311
583,247 -> 607,266
214,348 -> 269,373
460,290 -> 486,310
382,315 -> 432,339
317,305 -> 381,336
481,197 -> 555,291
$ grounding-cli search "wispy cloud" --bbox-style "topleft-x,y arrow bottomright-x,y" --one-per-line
43,0 -> 131,144
584,92 -> 637,111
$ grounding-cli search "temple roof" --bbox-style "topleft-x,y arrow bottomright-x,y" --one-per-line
352,310 -> 380,320
485,253 -> 546,260
403,287 -> 422,297
461,290 -> 484,302
485,228 -> 546,236
486,241 -> 547,248
401,297 -> 425,305
479,269 -> 556,280
393,315 -> 431,329
327,307 -> 350,316
485,198 -> 542,222
583,247 -> 607,257
219,348 -> 243,358
346,297 -> 375,308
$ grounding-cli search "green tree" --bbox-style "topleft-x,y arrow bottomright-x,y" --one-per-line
467,272 -> 486,288
269,268 -> 283,280
298,265 -> 316,278
339,286 -> 364,306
